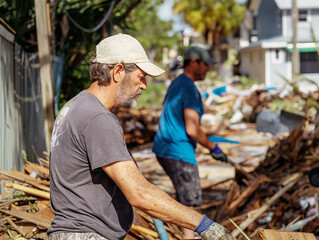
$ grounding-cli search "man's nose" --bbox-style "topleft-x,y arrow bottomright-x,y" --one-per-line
140,78 -> 147,90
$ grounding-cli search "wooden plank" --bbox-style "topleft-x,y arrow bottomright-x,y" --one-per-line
11,169 -> 50,186
11,169 -> 35,180
34,0 -> 55,151
0,169 -> 50,192
6,217 -> 27,237
231,173 -> 301,237
0,209 -> 52,229
4,182 -> 50,199
131,224 -> 159,238
226,175 -> 267,216
24,161 -> 50,178
258,228 -> 316,240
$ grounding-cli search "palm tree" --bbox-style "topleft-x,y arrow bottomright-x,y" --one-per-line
173,0 -> 245,59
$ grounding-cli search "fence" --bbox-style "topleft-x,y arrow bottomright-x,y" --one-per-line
0,24 -> 64,176
0,24 -> 23,173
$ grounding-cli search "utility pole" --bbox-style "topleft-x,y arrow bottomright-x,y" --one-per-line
292,0 -> 300,75
34,0 -> 55,152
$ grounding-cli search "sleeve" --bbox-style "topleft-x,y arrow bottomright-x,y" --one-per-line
82,113 -> 133,170
183,84 -> 203,114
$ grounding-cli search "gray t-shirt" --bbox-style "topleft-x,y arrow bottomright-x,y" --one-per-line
48,91 -> 134,240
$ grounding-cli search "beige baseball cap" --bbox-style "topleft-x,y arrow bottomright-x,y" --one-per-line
95,34 -> 165,77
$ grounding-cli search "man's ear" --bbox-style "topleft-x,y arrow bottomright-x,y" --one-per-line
112,64 -> 125,83
189,59 -> 198,68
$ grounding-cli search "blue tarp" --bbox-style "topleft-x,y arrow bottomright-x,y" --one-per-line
208,135 -> 240,144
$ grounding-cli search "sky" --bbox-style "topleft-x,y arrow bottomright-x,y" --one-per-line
157,0 -> 247,32
157,0 -> 190,32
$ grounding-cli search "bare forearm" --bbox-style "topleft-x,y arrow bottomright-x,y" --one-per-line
188,126 -> 215,150
184,108 -> 215,150
135,181 -> 202,230
103,161 -> 203,230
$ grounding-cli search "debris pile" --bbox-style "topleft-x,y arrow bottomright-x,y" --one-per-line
212,119 -> 319,239
0,157 -> 52,239
0,84 -> 318,239
115,107 -> 161,147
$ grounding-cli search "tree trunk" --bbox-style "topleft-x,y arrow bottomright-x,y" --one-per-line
292,0 -> 300,75
207,29 -> 214,49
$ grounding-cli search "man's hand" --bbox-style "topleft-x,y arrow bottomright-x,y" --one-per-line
210,144 -> 227,162
194,215 -> 236,240
200,222 -> 236,240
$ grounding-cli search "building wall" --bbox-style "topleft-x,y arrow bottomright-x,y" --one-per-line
282,8 -> 319,40
266,49 -> 291,87
258,0 -> 282,40
240,48 -> 266,84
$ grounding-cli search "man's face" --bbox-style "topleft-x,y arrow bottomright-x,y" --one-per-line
115,68 -> 147,108
194,60 -> 210,81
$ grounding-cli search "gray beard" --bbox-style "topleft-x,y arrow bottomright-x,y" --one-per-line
115,75 -> 140,108
118,98 -> 138,108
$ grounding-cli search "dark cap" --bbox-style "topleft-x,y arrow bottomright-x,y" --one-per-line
184,46 -> 217,64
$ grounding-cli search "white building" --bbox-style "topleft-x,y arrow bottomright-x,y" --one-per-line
239,0 -> 319,88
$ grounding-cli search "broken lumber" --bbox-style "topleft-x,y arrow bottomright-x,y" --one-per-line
226,175 -> 268,216
4,182 -> 50,199
0,169 -> 50,192
231,173 -> 301,237
6,217 -> 27,237
0,209 -> 52,228
258,228 -> 316,240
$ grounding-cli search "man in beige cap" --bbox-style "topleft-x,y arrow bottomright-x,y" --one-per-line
48,34 -> 235,240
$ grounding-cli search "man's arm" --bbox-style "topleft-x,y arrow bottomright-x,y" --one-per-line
184,108 -> 215,149
184,108 -> 228,162
102,160 -> 202,230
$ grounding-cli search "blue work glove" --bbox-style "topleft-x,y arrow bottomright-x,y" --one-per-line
194,215 -> 236,240
210,144 -> 228,162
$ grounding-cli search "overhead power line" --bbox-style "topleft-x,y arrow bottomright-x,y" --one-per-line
63,1 -> 116,33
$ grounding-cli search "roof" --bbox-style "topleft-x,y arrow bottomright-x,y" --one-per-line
238,36 -> 288,51
274,0 -> 319,10
239,36 -> 319,53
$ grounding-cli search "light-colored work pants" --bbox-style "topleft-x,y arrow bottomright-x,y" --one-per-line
49,232 -> 109,240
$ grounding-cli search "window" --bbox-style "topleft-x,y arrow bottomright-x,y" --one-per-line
299,10 -> 308,22
300,52 -> 319,73
272,49 -> 284,63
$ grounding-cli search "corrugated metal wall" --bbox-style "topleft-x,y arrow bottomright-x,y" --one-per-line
0,24 -> 64,188
14,44 -> 47,164
0,25 -> 23,173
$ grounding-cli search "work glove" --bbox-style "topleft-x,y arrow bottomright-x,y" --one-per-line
200,222 -> 236,240
194,215 -> 236,240
210,144 -> 227,162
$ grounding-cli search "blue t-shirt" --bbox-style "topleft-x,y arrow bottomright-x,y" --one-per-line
152,74 -> 204,165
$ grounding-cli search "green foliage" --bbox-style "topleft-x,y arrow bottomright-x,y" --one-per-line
270,98 -> 305,114
0,0 -> 37,51
239,76 -> 259,89
173,0 -> 246,46
136,80 -> 166,109
5,227 -> 14,240
21,150 -> 28,162
0,0 -> 178,110
124,0 -> 180,64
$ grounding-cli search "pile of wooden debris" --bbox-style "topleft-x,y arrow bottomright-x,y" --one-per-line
0,107 -> 318,239
0,157 -> 52,239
